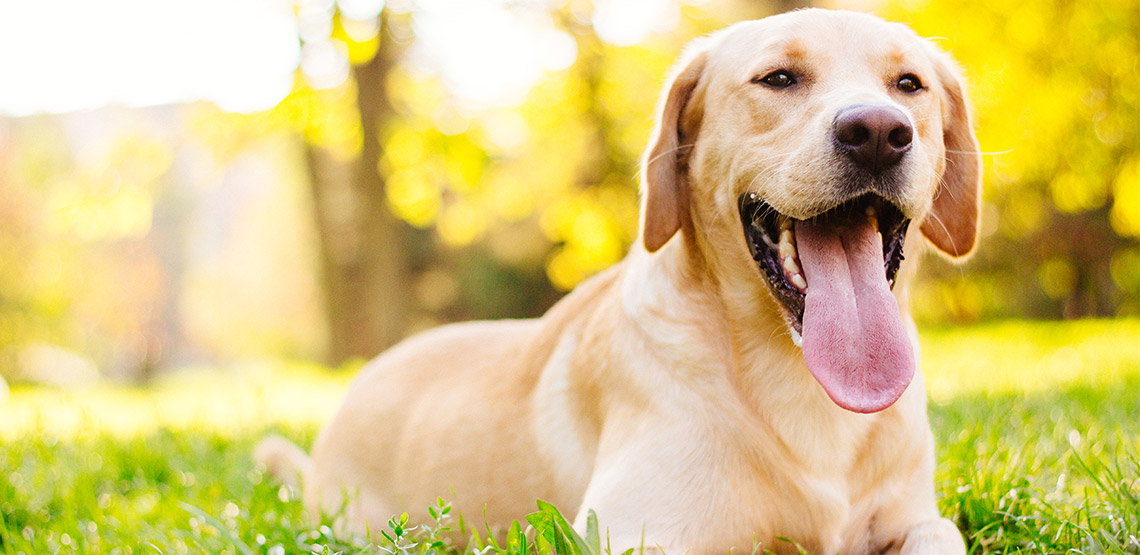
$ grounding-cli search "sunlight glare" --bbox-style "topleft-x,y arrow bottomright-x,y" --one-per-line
0,0 -> 300,115
301,40 -> 352,90
338,0 -> 386,21
411,0 -> 578,110
593,0 -> 679,47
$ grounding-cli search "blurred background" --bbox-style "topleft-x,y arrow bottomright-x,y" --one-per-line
0,0 -> 1135,386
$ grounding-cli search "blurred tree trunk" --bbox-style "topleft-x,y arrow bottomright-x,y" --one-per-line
308,15 -> 412,363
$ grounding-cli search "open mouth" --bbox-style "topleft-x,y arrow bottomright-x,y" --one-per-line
738,191 -> 916,413
738,192 -> 909,334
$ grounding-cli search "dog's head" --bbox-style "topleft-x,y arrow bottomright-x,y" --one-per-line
639,10 -> 982,413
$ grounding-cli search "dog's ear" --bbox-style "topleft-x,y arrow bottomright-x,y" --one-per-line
920,47 -> 983,258
640,41 -> 709,253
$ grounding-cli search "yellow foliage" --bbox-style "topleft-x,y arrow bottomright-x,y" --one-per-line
541,191 -> 628,291
272,82 -> 362,160
1111,248 -> 1140,294
334,16 -> 380,66
483,172 -> 536,222
1050,171 -> 1107,214
546,248 -> 586,292
438,201 -> 490,247
386,69 -> 448,120
49,186 -> 154,242
382,126 -> 427,171
385,168 -> 441,228
441,138 -> 485,194
33,130 -> 170,243
1037,258 -> 1077,300
1000,188 -> 1046,237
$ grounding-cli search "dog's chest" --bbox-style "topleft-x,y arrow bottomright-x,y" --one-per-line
746,358 -> 877,474
765,474 -> 878,554
735,362 -> 890,552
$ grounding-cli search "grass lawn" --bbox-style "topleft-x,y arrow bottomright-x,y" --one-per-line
1,319 -> 1137,555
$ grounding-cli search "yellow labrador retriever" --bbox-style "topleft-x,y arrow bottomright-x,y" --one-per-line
257,9 -> 979,554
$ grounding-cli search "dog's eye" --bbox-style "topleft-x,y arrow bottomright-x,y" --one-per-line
896,74 -> 923,93
753,70 -> 797,89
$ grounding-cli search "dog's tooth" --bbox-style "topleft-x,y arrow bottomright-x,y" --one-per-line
781,250 -> 807,292
778,230 -> 796,258
782,255 -> 800,276
865,205 -> 879,231
790,273 -> 808,291
776,220 -> 805,291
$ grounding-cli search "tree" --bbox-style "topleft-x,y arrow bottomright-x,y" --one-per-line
305,11 -> 416,362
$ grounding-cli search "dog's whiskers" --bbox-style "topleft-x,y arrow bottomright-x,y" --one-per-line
644,143 -> 696,168
921,207 -> 964,258
945,148 -> 1013,156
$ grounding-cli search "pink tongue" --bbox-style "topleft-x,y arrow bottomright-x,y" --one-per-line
795,218 -> 915,413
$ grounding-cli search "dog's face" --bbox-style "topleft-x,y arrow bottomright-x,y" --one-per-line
640,10 -> 982,413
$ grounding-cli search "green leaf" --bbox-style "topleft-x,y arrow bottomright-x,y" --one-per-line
526,503 -> 563,553
526,500 -> 590,555
508,520 -> 528,555
584,510 -> 601,555
775,537 -> 810,555
534,529 -> 553,555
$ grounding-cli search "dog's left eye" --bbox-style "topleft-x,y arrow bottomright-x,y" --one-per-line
896,74 -> 924,93
753,70 -> 797,89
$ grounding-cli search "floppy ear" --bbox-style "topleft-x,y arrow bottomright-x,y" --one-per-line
640,42 -> 709,253
920,48 -> 983,258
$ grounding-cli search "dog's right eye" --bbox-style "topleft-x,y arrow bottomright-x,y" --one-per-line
753,70 -> 797,89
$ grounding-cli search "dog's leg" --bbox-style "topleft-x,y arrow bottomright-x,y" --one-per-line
569,421 -> 772,555
898,519 -> 965,555
254,435 -> 313,490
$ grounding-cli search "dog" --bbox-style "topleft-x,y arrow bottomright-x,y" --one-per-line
256,9 -> 979,554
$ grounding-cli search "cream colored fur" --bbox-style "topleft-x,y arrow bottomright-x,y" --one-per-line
256,9 -> 980,554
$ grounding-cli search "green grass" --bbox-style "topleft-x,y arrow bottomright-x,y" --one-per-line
1,319 -> 1137,554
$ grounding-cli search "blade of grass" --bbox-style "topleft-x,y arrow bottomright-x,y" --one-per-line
179,501 -> 256,555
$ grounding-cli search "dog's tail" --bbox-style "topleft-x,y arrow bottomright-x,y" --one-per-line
254,435 -> 313,490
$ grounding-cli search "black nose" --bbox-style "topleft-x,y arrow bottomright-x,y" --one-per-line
833,105 -> 913,173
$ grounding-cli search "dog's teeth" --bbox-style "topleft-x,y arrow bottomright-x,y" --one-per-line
782,256 -> 807,292
778,216 -> 793,232
776,224 -> 806,291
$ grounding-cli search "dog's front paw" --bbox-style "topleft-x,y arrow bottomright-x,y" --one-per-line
899,519 -> 965,555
